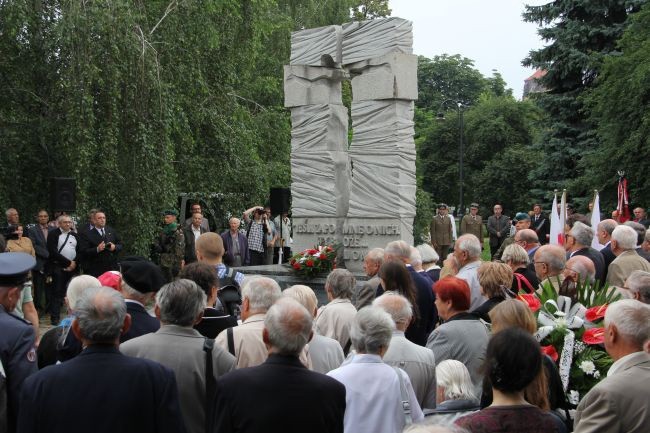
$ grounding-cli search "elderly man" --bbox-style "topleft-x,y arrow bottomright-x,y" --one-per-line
632,207 -> 649,228
220,217 -> 249,267
354,247 -> 383,309
283,285 -> 344,374
383,240 -> 436,346
215,276 -> 281,368
0,253 -> 38,432
565,221 -> 606,285
621,270 -> 650,304
327,307 -> 424,433
574,300 -> 650,433
514,228 -> 541,263
607,225 -> 650,288
597,219 -> 618,274
430,203 -> 453,261
118,257 -> 166,343
561,255 -> 597,302
487,204 -> 510,258
213,298 -> 346,433
184,202 -> 210,231
78,211 -> 122,277
493,212 -> 530,261
5,208 -> 19,226
374,292 -> 437,409
451,234 -> 485,310
623,221 -> 650,261
121,279 -> 235,433
460,203 -> 483,241
534,244 -> 566,292
46,214 -> 79,325
17,287 -> 187,433
314,269 -> 358,352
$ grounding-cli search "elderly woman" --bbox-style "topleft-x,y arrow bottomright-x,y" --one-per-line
471,262 -> 514,322
314,269 -> 358,353
501,243 -> 539,293
426,360 -> 480,424
426,276 -> 489,396
417,243 -> 441,283
456,328 -> 566,433
327,307 -> 423,433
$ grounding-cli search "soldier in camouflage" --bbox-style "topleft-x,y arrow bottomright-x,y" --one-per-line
155,210 -> 185,283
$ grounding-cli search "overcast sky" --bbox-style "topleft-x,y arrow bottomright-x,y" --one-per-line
388,0 -> 548,99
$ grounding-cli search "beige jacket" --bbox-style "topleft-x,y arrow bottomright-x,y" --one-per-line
314,299 -> 357,350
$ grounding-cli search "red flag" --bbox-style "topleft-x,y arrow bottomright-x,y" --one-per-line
617,176 -> 630,223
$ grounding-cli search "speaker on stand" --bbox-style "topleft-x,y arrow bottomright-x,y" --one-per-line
50,178 -> 77,212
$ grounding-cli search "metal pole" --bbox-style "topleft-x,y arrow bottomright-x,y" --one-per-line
458,104 -> 464,219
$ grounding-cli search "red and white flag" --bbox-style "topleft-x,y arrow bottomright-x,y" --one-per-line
617,176 -> 630,222
550,192 -> 562,246
591,191 -> 603,250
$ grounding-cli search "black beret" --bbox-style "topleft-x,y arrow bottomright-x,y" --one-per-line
0,252 -> 36,286
120,256 -> 165,293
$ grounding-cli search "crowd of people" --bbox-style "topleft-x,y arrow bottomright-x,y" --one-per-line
1,201 -> 650,433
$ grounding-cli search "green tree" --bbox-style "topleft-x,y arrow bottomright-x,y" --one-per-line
351,0 -> 391,20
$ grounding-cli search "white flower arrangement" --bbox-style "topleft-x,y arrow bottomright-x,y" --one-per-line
579,360 -> 597,376
568,390 -> 580,405
573,341 -> 587,355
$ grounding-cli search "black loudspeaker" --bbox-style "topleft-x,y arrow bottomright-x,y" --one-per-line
50,178 -> 76,212
270,188 -> 291,215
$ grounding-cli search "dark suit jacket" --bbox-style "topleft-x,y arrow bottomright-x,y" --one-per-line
406,266 -> 437,346
213,354 -> 346,433
572,247 -> 606,285
183,226 -> 207,264
600,243 -> 616,277
220,230 -> 250,266
17,345 -> 186,433
120,301 -> 160,343
78,225 -> 122,277
531,213 -> 550,244
27,225 -> 49,272
46,229 -> 79,269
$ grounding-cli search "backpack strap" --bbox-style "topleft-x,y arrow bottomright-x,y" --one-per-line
227,327 -> 235,357
392,367 -> 413,425
202,338 -> 216,433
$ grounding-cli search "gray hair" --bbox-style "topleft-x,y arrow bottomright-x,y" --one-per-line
155,279 -> 206,327
120,279 -> 148,304
645,230 -> 650,243
373,292 -> 413,326
623,221 -> 646,246
265,297 -> 313,356
66,275 -> 102,311
283,285 -> 318,316
565,256 -> 596,284
436,359 -> 477,401
456,234 -> 482,259
625,270 -> 650,304
612,225 -> 638,250
74,286 -> 126,343
325,269 -> 356,299
417,243 -> 439,264
57,214 -> 73,223
350,306 -> 395,355
537,245 -> 566,273
605,299 -> 650,348
502,243 -> 529,266
409,247 -> 422,267
571,221 -> 594,247
384,240 -> 411,261
241,276 -> 281,311
366,248 -> 385,264
598,219 -> 618,236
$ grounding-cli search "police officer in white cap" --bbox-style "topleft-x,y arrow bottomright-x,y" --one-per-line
0,252 -> 38,432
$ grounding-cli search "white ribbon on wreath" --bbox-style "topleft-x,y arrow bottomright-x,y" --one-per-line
534,295 -> 587,391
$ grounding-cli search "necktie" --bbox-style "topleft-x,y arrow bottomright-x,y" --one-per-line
100,228 -> 105,237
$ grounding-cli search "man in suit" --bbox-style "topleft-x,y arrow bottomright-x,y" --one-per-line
596,219 -> 618,278
565,221 -> 606,285
121,279 -> 235,433
430,203 -> 453,261
624,221 -> 650,262
632,207 -> 650,228
184,202 -> 210,232
607,225 -> 650,288
531,203 -> 550,244
183,213 -> 207,264
487,204 -> 510,259
213,297 -> 346,433
354,247 -> 383,309
17,286 -> 187,433
460,203 -> 483,242
118,257 -> 165,343
574,299 -> 650,433
46,214 -> 79,325
78,211 -> 122,277
27,209 -> 50,311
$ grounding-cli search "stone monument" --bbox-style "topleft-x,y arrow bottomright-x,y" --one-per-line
285,17 -> 417,272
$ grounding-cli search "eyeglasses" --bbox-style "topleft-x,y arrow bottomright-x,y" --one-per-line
532,261 -> 547,266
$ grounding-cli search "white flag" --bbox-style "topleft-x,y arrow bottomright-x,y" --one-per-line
559,190 -> 567,246
591,191 -> 603,250
451,214 -> 458,241
550,192 -> 561,245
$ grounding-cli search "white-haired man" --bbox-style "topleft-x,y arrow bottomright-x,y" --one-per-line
215,276 -> 281,368
597,219 -> 618,276
354,248 -> 383,309
621,270 -> 650,304
213,298 -> 346,433
607,225 -> 650,288
452,234 -> 485,310
574,299 -> 650,433
121,279 -> 235,433
374,292 -> 437,409
565,221 -> 606,285
534,244 -> 566,292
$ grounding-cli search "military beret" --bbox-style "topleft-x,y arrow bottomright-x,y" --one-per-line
162,209 -> 178,216
437,203 -> 448,209
120,256 -> 165,293
514,212 -> 531,221
0,252 -> 36,286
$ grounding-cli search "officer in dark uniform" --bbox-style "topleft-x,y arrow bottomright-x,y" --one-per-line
0,252 -> 38,432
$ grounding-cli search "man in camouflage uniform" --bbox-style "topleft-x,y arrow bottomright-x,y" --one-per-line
155,210 -> 185,283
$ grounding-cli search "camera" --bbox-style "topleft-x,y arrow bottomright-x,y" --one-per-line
105,242 -> 113,249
